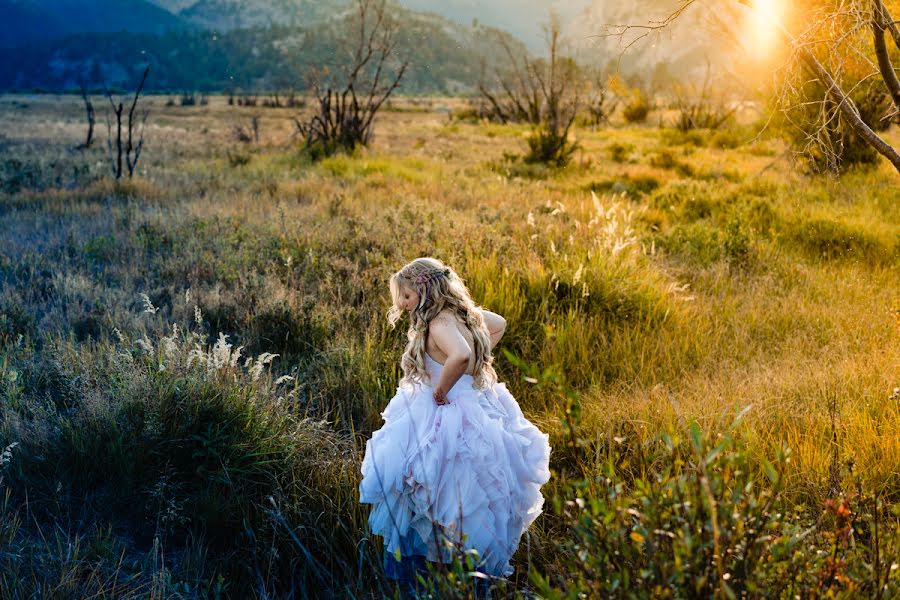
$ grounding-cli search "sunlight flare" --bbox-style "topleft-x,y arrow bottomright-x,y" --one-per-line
747,0 -> 785,55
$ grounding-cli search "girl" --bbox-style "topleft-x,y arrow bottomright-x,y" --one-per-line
359,257 -> 551,583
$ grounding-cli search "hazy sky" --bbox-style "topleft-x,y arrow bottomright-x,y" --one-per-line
398,0 -> 594,52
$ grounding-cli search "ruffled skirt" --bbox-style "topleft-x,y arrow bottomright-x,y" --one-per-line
359,375 -> 551,577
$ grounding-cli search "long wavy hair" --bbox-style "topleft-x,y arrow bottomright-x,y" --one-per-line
387,257 -> 497,390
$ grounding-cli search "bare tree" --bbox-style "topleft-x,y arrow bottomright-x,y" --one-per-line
233,114 -> 260,144
585,71 -> 619,128
294,0 -> 408,157
105,65 -> 150,180
76,83 -> 96,150
608,0 -> 900,173
478,16 -> 581,166
671,64 -> 737,131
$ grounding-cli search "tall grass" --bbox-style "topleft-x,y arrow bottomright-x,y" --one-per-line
0,96 -> 898,596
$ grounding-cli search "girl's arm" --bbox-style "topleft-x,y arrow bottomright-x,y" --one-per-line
429,312 -> 472,405
480,308 -> 507,350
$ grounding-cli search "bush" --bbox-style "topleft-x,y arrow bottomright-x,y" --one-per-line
623,89 -> 651,123
524,125 -> 579,167
536,413 -> 900,598
585,175 -> 660,199
788,217 -> 893,263
777,76 -> 890,173
710,128 -> 745,149
0,321 -> 359,595
607,142 -> 635,163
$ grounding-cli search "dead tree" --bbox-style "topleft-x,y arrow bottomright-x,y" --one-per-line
294,0 -> 408,157
105,65 -> 150,180
586,72 -> 618,128
76,83 -> 95,150
671,63 -> 737,132
609,0 -> 900,174
233,114 -> 260,144
478,16 -> 580,166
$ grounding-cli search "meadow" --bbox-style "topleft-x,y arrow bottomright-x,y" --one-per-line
0,93 -> 898,598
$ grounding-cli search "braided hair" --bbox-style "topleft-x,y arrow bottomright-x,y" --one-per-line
388,257 -> 497,389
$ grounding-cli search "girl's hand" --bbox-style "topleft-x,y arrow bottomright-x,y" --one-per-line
434,387 -> 449,406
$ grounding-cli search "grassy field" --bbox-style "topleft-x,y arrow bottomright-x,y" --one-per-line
0,94 -> 898,597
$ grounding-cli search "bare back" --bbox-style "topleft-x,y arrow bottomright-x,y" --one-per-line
425,310 -> 477,373
425,308 -> 506,373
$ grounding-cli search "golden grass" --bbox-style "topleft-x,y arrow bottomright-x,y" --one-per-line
1,94 -> 898,593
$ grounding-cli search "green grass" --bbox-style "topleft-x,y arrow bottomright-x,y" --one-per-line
0,95 -> 898,597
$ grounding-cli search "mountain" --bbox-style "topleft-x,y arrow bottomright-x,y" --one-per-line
0,8 -> 527,94
0,2 -> 68,48
165,0 -> 349,31
0,0 -> 191,48
392,0 -> 742,82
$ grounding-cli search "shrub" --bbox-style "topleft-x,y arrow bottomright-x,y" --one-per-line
657,221 -> 724,265
607,142 -> 635,163
710,128 -> 745,149
524,125 -> 579,167
788,217 -> 893,263
0,320 -> 359,594
623,89 -> 650,123
777,76 -> 890,173
535,409 -> 900,598
585,175 -> 660,199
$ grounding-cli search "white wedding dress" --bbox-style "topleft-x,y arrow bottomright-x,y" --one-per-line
359,353 -> 551,577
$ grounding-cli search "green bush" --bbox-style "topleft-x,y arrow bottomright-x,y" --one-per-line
623,90 -> 651,124
657,221 -> 724,265
788,217 -> 894,264
607,142 -> 635,163
585,175 -> 660,199
530,390 -> 900,599
710,128 -> 745,149
524,125 -> 579,167
777,76 -> 890,173
0,324 -> 359,594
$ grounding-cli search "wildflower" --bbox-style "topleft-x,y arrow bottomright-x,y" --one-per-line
249,352 -> 279,381
136,337 -> 154,354
140,293 -> 158,314
0,442 -> 18,468
573,263 -> 583,286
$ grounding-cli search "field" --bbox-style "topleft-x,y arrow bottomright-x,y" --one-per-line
0,93 -> 899,597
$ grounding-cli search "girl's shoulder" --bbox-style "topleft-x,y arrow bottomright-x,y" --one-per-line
429,308 -> 459,329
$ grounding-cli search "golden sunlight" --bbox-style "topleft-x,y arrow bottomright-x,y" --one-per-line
747,0 -> 786,56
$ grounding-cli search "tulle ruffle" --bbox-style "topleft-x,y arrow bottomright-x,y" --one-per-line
360,362 -> 550,577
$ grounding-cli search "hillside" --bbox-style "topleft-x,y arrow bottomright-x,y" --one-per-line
0,0 -> 191,48
166,0 -> 349,31
0,9 -> 528,93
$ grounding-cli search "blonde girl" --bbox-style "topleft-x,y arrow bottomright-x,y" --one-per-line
360,257 -> 550,586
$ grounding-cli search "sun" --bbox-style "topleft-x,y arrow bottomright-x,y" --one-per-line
747,0 -> 786,56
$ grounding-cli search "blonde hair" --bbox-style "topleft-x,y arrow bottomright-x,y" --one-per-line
388,257 -> 497,390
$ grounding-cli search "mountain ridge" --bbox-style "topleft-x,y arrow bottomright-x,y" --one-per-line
0,0 -> 192,48
0,9 -> 528,94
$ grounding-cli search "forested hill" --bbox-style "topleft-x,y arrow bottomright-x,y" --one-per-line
0,8 -> 526,94
0,0 -> 192,49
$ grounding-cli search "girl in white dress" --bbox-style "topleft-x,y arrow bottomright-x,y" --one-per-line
359,257 -> 551,582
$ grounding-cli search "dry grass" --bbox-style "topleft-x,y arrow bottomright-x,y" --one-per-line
0,94 -> 898,597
